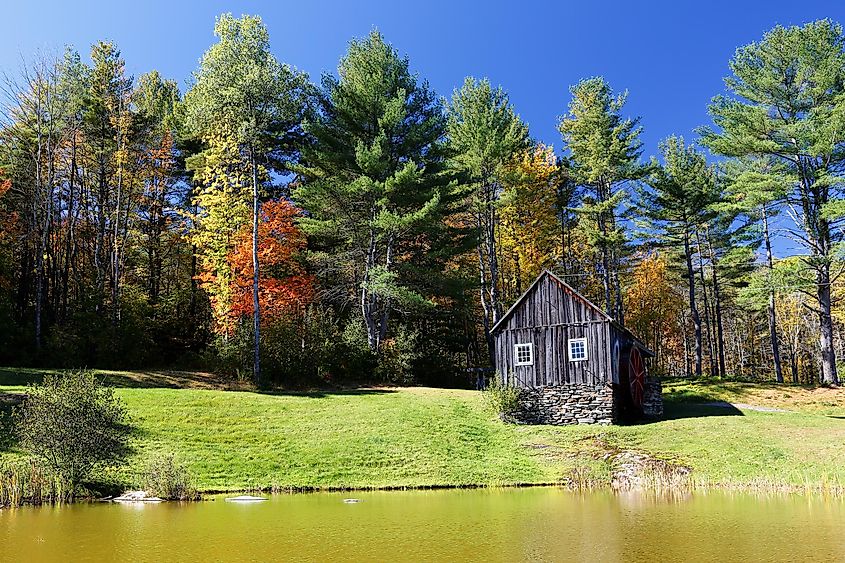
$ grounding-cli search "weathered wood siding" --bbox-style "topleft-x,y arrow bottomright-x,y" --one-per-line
494,274 -> 613,387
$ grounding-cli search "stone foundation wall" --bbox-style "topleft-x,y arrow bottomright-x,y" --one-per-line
642,376 -> 663,418
515,383 -> 615,425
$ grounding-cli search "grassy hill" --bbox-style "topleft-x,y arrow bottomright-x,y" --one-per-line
2,368 -> 844,493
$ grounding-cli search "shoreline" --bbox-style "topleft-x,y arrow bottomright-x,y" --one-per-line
5,479 -> 845,510
3,372 -> 845,507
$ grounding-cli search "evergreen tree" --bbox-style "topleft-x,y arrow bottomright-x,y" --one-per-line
558,77 -> 646,324
446,77 -> 528,361
134,71 -> 184,306
83,41 -> 133,320
639,136 -> 719,377
700,19 -> 845,385
721,156 -> 790,382
293,31 -> 462,353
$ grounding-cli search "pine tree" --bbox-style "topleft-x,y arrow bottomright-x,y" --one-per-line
721,157 -> 790,382
446,77 -> 528,360
640,136 -> 719,377
700,19 -> 845,385
134,70 -> 183,306
293,30 -> 461,353
558,77 -> 646,324
83,41 -> 133,322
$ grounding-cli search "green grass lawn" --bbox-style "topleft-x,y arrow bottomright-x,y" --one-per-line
2,368 -> 845,493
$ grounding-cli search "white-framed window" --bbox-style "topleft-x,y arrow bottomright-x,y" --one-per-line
514,343 -> 534,366
568,338 -> 587,362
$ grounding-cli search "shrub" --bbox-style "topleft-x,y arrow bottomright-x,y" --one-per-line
482,376 -> 522,422
14,370 -> 130,495
142,454 -> 200,500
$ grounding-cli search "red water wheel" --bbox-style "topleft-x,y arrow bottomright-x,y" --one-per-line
629,347 -> 645,409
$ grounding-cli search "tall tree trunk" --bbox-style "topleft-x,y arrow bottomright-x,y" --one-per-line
596,177 -> 612,316
684,231 -> 702,378
361,204 -> 380,352
817,264 -> 838,385
794,156 -> 837,385
476,181 -> 500,365
112,106 -> 123,327
609,212 -> 624,325
598,218 -> 612,315
477,211 -> 495,365
705,227 -> 726,377
488,194 -> 502,324
695,229 -> 717,377
94,135 -> 107,313
250,148 -> 261,385
378,235 -> 393,344
189,198 -> 198,323
683,317 -> 691,377
61,137 -> 77,322
33,87 -> 44,350
761,206 -> 784,383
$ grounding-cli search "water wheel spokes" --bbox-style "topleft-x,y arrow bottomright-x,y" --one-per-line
629,347 -> 645,409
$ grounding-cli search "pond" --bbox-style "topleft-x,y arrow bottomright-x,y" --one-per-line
2,488 -> 844,561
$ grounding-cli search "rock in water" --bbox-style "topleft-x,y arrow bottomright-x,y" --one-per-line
224,495 -> 268,502
113,491 -> 164,503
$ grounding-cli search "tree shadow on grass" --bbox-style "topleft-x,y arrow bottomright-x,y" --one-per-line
0,367 -> 246,391
255,387 -> 398,399
0,367 -> 399,398
0,367 -> 44,386
0,392 -> 24,452
661,400 -> 744,420
625,400 -> 744,425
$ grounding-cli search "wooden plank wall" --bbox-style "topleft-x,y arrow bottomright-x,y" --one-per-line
494,274 -> 613,388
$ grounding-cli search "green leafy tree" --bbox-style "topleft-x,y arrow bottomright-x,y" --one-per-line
700,19 -> 845,385
446,77 -> 529,360
294,31 -> 461,353
185,13 -> 310,384
559,77 -> 647,323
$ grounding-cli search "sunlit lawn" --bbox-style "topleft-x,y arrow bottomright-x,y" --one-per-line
2,368 -> 844,492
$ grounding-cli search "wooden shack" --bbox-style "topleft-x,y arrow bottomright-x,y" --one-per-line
491,270 -> 662,424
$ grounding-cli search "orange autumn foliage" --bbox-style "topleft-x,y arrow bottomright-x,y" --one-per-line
226,200 -> 313,329
625,253 -> 685,372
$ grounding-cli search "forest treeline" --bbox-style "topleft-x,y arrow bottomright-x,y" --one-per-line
1,15 -> 845,387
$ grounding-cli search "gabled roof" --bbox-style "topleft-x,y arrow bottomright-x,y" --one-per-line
491,269 -> 655,357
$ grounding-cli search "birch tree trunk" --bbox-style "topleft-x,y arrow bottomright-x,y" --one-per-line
251,147 -> 261,385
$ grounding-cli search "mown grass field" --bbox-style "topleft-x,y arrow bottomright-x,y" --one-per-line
2,368 -> 844,492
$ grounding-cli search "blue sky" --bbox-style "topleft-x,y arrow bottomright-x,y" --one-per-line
3,0 -> 844,256
4,1 -> 843,156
